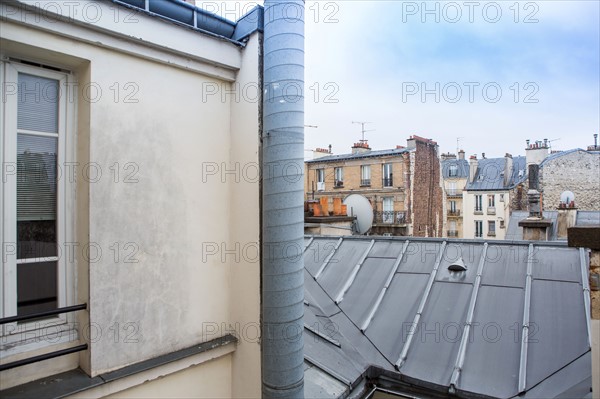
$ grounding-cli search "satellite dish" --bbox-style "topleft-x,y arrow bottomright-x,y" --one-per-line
343,194 -> 373,234
560,191 -> 575,204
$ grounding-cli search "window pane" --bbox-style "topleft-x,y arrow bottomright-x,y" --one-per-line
17,261 -> 58,316
17,134 -> 57,258
18,73 -> 59,133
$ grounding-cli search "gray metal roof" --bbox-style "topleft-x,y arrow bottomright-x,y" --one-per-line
506,210 -> 600,241
576,211 -> 600,226
465,156 -> 527,191
303,236 -> 592,399
305,148 -> 411,164
441,159 -> 469,179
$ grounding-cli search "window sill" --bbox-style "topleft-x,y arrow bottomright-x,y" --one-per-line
474,211 -> 483,215
0,334 -> 237,399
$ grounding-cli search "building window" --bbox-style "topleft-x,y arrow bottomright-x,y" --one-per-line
488,194 -> 495,207
488,221 -> 496,236
475,220 -> 483,238
475,195 -> 483,212
449,164 -> 458,177
499,193 -> 505,202
316,169 -> 325,191
382,163 -> 393,187
448,182 -> 457,196
382,197 -> 394,223
449,200 -> 457,214
360,165 -> 371,186
334,167 -> 344,187
1,62 -> 75,335
448,221 -> 457,237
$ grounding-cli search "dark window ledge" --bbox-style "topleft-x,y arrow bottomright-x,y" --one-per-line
0,334 -> 237,399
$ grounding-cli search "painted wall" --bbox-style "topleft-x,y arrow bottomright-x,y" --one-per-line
463,191 -> 510,240
1,1 -> 260,395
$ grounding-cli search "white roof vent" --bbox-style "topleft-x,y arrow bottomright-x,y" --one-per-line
448,257 -> 467,272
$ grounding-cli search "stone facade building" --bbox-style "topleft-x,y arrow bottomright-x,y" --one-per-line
305,135 -> 443,237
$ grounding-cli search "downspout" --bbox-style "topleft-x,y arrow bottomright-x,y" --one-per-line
261,1 -> 305,398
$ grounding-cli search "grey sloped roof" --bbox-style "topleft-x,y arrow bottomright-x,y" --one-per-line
465,156 -> 527,191
505,211 -> 559,241
441,159 -> 469,179
576,211 -> 600,226
305,148 -> 411,164
303,236 -> 592,399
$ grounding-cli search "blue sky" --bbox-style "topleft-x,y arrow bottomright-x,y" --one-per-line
200,1 -> 599,158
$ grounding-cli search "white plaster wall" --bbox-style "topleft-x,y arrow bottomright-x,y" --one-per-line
540,150 -> 600,210
463,191 -> 510,240
0,4 -> 261,394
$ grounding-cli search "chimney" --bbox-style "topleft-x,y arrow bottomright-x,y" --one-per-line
482,152 -> 486,159
503,153 -> 513,186
518,164 -> 552,240
525,138 -> 549,165
458,149 -> 465,160
588,134 -> 599,151
313,147 -> 331,159
469,155 -> 478,183
441,152 -> 456,161
351,141 -> 371,154
328,144 -> 332,153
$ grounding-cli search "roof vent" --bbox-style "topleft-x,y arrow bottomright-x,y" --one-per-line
448,257 -> 467,272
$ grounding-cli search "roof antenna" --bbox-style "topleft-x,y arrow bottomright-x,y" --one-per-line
352,121 -> 375,144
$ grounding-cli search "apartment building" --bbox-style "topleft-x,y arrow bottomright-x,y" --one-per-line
440,150 -> 469,238
462,154 -> 527,240
305,135 -> 443,237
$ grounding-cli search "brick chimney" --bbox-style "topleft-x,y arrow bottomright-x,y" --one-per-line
503,153 -> 513,186
313,147 -> 331,159
469,155 -> 478,183
351,141 -> 371,154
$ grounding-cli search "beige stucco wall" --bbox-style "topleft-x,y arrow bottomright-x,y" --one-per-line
463,191 -> 510,240
1,1 -> 260,395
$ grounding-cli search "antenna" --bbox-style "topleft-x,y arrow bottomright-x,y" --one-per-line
548,138 -> 561,150
352,121 -> 375,143
456,137 -> 464,154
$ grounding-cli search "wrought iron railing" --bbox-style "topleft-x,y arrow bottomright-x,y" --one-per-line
382,177 -> 393,187
448,210 -> 461,217
374,211 -> 407,224
448,230 -> 459,237
360,179 -> 371,187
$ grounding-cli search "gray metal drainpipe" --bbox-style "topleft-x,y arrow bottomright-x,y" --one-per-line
261,0 -> 305,398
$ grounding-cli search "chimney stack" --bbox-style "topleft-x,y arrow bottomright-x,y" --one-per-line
525,138 -> 549,165
458,149 -> 465,160
518,163 -> 552,240
351,141 -> 371,154
469,155 -> 478,183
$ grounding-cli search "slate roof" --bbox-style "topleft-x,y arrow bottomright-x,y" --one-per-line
305,148 -> 411,164
465,156 -> 527,191
303,236 -> 592,399
441,159 -> 469,179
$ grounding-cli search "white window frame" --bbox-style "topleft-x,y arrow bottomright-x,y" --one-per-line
449,164 -> 458,177
334,167 -> 343,186
488,220 -> 496,236
475,195 -> 482,212
1,60 -> 76,352
360,165 -> 370,186
475,220 -> 483,238
488,194 -> 495,208
382,163 -> 393,187
316,168 -> 325,183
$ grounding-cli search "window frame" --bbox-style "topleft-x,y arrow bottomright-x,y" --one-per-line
488,194 -> 495,208
488,220 -> 496,236
334,167 -> 343,187
382,163 -> 393,187
475,220 -> 483,238
1,61 -> 77,347
448,164 -> 458,177
475,194 -> 482,212
360,165 -> 371,186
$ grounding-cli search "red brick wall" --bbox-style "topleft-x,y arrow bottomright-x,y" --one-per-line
412,139 -> 443,237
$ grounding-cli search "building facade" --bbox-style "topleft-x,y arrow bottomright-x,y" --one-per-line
1,0 -> 263,396
440,151 -> 468,238
305,135 -> 443,237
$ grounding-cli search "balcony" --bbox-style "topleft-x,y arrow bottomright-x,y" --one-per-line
382,177 -> 393,188
487,207 -> 496,215
447,230 -> 458,237
374,211 -> 407,225
487,231 -> 496,237
334,180 -> 344,188
448,210 -> 461,217
446,189 -> 462,198
360,179 -> 371,187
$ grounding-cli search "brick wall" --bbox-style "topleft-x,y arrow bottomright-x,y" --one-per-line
411,138 -> 443,237
540,150 -> 600,210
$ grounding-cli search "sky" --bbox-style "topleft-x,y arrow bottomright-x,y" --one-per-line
198,0 -> 600,159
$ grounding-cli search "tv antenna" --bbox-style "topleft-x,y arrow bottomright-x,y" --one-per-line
548,138 -> 560,150
352,121 -> 375,143
456,137 -> 464,154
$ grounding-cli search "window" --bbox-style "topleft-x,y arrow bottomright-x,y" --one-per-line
316,169 -> 325,191
475,220 -> 483,238
448,182 -> 457,196
475,195 -> 483,212
1,62 -> 75,340
488,195 -> 495,207
382,197 -> 394,223
382,163 -> 393,187
488,221 -> 496,236
334,167 -> 343,187
449,200 -> 457,214
360,165 -> 371,186
449,164 -> 458,177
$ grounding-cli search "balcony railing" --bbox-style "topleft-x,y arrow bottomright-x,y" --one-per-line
374,211 -> 407,225
447,189 -> 462,197
448,210 -> 461,217
360,179 -> 371,187
382,177 -> 393,187
487,207 -> 496,215
334,180 -> 344,188
448,230 -> 458,237
0,304 -> 88,371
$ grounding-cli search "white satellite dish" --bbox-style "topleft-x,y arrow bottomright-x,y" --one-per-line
343,194 -> 373,234
560,191 -> 575,204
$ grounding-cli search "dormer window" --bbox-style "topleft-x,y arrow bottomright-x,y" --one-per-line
449,164 -> 458,177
